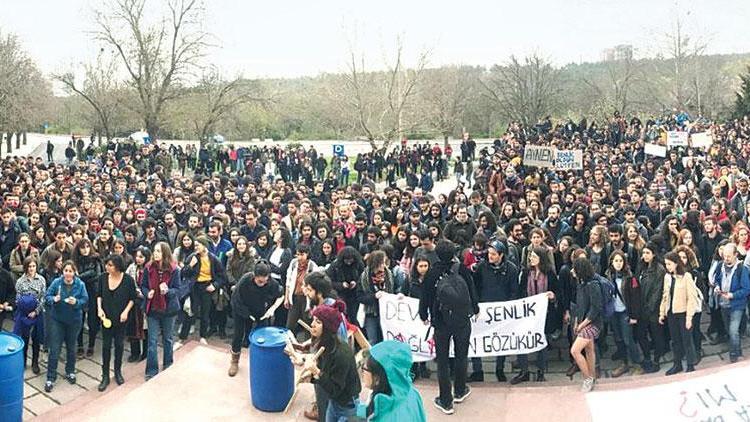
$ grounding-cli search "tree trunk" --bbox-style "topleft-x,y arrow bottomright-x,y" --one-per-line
15,132 -> 21,149
6,133 -> 12,154
444,134 -> 449,150
22,131 -> 27,146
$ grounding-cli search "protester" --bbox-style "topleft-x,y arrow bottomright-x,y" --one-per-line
712,243 -> 750,363
357,340 -> 427,422
14,257 -> 46,373
142,242 -> 185,380
469,240 -> 518,383
402,256 -> 432,381
45,261 -> 89,392
357,250 -> 394,345
305,304 -> 362,421
419,239 -> 478,415
125,246 -> 149,362
285,243 -> 319,338
179,236 -> 227,344
569,256 -> 603,392
96,255 -> 137,391
228,263 -> 283,377
659,251 -> 699,375
511,246 -> 559,384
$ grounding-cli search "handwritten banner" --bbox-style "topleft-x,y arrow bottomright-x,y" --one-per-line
645,143 -> 667,157
523,145 -> 556,168
555,150 -> 583,170
690,132 -> 713,150
667,131 -> 689,148
586,364 -> 750,422
378,293 -> 549,362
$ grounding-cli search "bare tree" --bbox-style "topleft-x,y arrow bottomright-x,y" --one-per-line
56,50 -> 126,142
93,0 -> 210,140
481,54 -> 562,128
580,55 -> 645,117
342,37 -> 430,152
420,66 -> 479,147
175,67 -> 266,144
657,17 -> 709,112
0,30 -> 50,155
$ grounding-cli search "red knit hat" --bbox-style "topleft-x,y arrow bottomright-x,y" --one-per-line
311,304 -> 342,335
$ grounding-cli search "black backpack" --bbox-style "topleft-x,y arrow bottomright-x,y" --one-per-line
436,263 -> 472,318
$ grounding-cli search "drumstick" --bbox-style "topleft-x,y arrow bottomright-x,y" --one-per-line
297,319 -> 313,333
283,346 -> 325,414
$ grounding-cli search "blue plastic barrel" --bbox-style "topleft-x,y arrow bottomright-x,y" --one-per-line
249,327 -> 294,412
0,332 -> 24,422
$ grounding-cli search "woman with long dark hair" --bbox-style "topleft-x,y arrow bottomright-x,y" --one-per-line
304,304 -> 361,421
253,230 -> 273,261
173,232 -> 196,267
569,256 -> 603,392
358,340 -> 427,421
511,246 -> 559,384
399,232 -> 422,276
636,243 -> 667,373
357,250 -> 394,345
226,236 -> 256,288
125,246 -> 151,362
659,251 -> 699,375
606,250 -> 645,377
72,238 -> 103,357
96,254 -> 136,391
326,246 -> 365,325
142,242 -> 184,380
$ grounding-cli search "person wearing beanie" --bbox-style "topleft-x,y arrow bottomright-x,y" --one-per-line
300,272 -> 349,420
303,304 -> 361,421
179,235 -> 227,344
356,340 -> 427,422
227,263 -> 283,377
418,239 -> 479,415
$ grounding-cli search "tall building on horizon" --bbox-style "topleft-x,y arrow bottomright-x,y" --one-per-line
601,44 -> 634,62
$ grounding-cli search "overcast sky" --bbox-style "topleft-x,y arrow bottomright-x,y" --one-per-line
2,0 -> 749,79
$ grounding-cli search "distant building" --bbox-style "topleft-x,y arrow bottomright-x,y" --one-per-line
601,44 -> 633,62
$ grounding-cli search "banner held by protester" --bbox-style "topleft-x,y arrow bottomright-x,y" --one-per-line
379,293 -> 549,362
523,145 -> 555,168
554,149 -> 583,170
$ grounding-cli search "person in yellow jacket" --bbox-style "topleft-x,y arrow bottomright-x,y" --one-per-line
659,251 -> 699,376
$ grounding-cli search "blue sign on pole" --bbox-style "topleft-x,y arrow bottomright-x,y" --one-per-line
333,144 -> 344,157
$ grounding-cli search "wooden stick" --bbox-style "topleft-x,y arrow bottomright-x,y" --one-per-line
283,346 -> 325,414
297,319 -> 313,333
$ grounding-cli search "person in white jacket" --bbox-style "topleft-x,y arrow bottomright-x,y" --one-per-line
284,243 -> 319,339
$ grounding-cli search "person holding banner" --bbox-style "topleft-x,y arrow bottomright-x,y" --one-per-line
570,257 -> 603,393
419,240 -> 478,415
510,246 -> 559,384
468,240 -> 519,383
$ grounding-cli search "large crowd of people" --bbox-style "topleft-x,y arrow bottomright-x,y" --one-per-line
1,110 -> 750,420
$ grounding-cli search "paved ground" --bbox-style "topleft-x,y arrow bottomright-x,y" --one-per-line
22,333 -> 750,422
3,314 -> 748,420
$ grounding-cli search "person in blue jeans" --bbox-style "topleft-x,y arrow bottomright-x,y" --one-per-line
607,251 -> 645,377
44,261 -> 89,392
141,242 -> 186,380
713,243 -> 750,363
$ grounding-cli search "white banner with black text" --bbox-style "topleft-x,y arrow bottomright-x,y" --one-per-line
378,293 -> 549,362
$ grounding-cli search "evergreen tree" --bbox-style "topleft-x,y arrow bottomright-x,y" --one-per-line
735,66 -> 750,118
